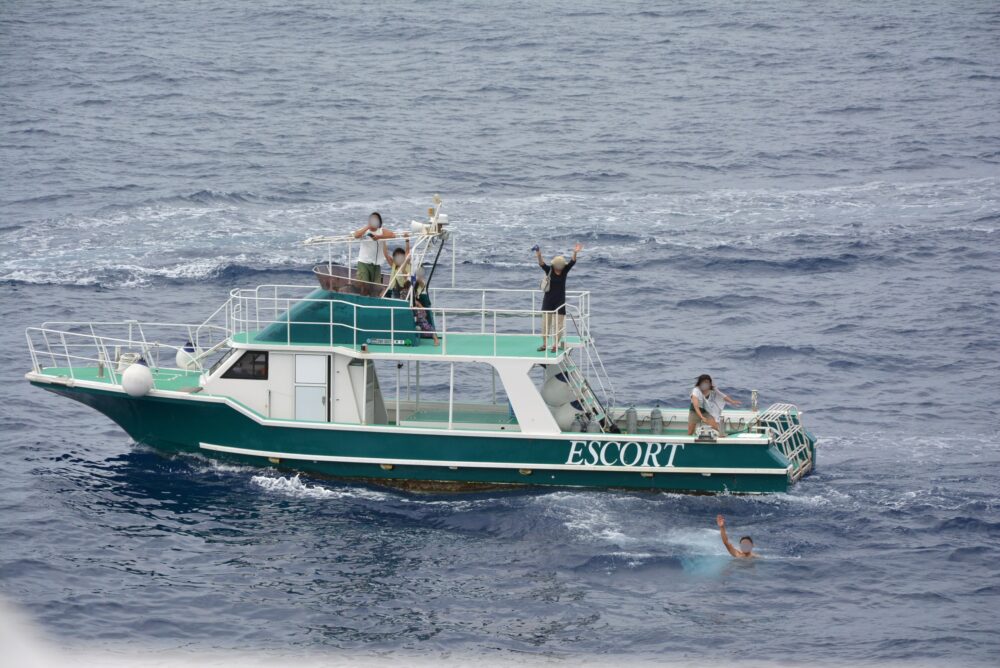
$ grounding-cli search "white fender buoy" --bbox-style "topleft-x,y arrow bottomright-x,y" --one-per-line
174,341 -> 199,371
541,374 -> 573,406
552,401 -> 582,431
121,362 -> 154,397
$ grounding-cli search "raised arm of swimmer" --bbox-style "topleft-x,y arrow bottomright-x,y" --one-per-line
717,514 -> 754,558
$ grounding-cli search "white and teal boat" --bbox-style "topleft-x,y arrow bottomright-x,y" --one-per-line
24,197 -> 816,494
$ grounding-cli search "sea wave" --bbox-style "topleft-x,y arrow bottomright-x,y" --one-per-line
1,178 -> 996,288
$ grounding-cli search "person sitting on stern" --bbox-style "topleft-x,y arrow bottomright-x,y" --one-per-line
717,514 -> 755,558
534,242 -> 583,352
688,374 -> 741,436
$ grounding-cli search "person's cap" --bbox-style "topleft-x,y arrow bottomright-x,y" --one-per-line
552,255 -> 567,269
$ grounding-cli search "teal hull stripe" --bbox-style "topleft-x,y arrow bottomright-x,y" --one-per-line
199,442 -> 791,476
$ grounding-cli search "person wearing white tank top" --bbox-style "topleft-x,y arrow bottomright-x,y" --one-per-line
352,212 -> 397,294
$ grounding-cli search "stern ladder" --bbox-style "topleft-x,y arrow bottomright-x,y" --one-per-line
751,403 -> 816,482
558,354 -> 611,432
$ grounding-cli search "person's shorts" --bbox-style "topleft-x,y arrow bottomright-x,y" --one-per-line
356,262 -> 381,285
689,409 -> 726,435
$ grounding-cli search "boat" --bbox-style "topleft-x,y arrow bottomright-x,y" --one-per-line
24,196 -> 817,494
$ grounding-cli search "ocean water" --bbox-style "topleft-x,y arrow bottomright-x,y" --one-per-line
2,0 -> 999,664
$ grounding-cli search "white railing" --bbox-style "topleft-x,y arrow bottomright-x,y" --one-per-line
25,284 -> 604,382
566,311 -> 616,411
226,284 -> 592,359
426,287 -> 590,339
25,320 -> 231,382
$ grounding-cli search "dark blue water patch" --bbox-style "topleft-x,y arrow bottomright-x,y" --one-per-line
933,516 -> 1000,536
737,344 -> 811,360
698,254 -> 861,273
818,106 -> 884,115
676,294 -> 777,309
820,323 -> 858,334
196,262 -> 314,283
95,189 -> 320,212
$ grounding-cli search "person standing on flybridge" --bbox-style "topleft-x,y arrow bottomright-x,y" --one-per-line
352,212 -> 397,295
533,242 -> 583,352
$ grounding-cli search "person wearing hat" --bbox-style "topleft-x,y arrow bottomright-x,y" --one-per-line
533,242 -> 583,352
352,211 -> 400,295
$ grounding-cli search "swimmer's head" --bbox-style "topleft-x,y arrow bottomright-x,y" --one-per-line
738,536 -> 753,555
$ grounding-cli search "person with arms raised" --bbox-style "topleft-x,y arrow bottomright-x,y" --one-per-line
533,242 -> 583,352
717,514 -> 755,559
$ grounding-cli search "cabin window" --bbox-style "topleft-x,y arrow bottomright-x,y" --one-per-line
222,351 -> 269,380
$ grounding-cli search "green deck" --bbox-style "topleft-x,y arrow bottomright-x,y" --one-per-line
232,331 -> 581,358
38,366 -> 203,392
403,408 -> 518,426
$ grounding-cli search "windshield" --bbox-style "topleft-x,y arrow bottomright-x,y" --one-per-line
208,348 -> 237,376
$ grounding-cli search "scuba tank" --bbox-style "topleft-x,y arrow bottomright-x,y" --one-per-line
650,406 -> 664,435
570,415 -> 585,433
586,417 -> 602,433
625,406 -> 638,434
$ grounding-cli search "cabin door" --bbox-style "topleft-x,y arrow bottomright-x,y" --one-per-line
294,354 -> 329,422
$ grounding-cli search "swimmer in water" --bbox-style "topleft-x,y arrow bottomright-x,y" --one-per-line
717,514 -> 754,558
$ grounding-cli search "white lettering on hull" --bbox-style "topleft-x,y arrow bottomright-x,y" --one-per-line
565,440 -> 685,468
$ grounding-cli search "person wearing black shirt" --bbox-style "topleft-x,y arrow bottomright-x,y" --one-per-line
534,242 -> 583,352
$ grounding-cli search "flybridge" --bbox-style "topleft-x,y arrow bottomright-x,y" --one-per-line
306,192 -> 453,302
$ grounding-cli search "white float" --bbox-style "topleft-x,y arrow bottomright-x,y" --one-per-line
174,342 -> 199,371
540,374 -> 573,406
551,401 -> 583,431
121,362 -> 154,397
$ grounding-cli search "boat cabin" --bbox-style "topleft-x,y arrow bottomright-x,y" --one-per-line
199,283 -> 602,436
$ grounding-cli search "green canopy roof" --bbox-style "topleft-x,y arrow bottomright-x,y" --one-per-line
256,290 -> 419,347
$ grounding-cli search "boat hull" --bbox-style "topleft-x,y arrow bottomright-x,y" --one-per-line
34,381 -> 802,494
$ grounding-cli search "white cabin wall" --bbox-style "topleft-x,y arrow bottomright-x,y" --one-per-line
200,350 -> 294,418
202,375 -> 268,416
332,353 -> 361,423
267,353 -> 295,419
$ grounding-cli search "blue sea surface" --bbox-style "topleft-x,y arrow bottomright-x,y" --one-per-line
1,0 -> 999,664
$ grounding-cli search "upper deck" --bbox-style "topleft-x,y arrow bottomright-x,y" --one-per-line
24,282 -> 597,390
225,285 -> 591,361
